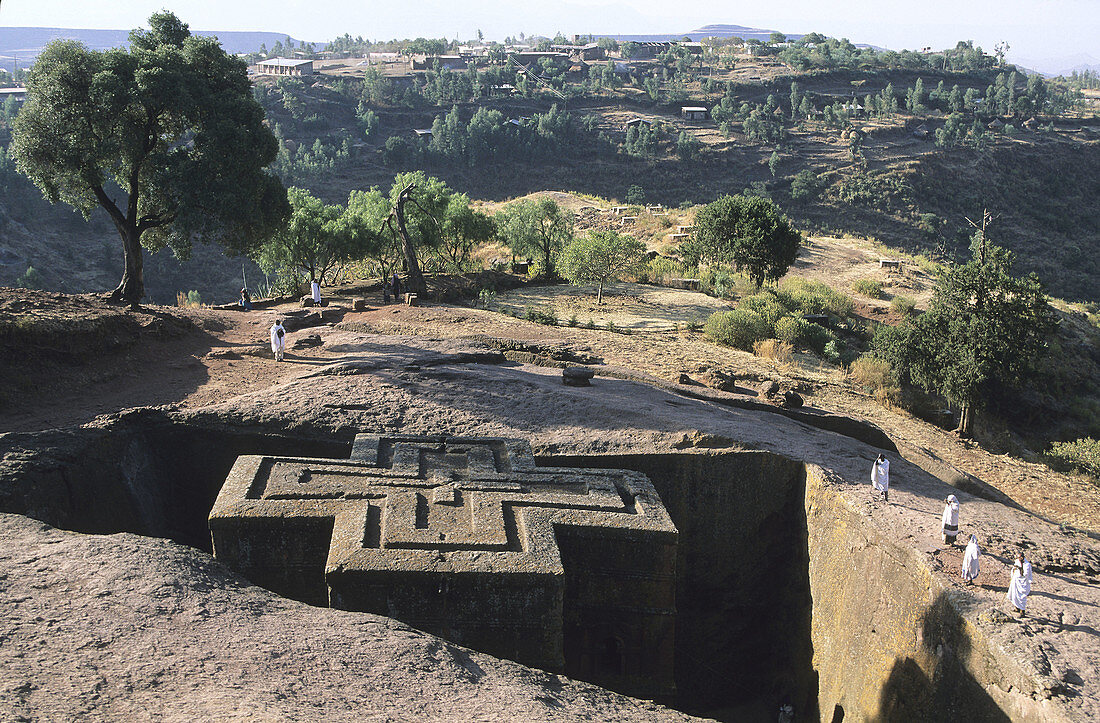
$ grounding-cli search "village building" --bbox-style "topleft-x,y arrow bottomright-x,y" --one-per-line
410,55 -> 467,71
681,106 -> 708,121
0,87 -> 27,105
254,58 -> 314,76
508,51 -> 570,66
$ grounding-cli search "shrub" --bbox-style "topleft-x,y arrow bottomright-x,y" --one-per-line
774,315 -> 809,346
738,292 -> 787,331
823,339 -> 845,364
704,309 -> 769,350
801,320 -> 838,354
1045,438 -> 1100,479
176,290 -> 202,308
754,339 -> 793,363
478,288 -> 497,307
523,306 -> 557,325
790,169 -> 822,200
851,278 -> 884,298
567,313 -> 579,327
15,266 -> 43,289
585,318 -> 596,329
849,356 -> 894,393
647,256 -> 687,285
890,295 -> 917,316
778,277 -> 854,317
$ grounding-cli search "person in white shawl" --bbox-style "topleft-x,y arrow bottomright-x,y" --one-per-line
311,279 -> 322,305
1006,550 -> 1032,616
270,318 -> 286,362
961,535 -> 981,585
941,494 -> 960,544
871,454 -> 890,502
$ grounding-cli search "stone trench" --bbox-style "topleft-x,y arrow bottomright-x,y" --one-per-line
0,409 -> 1043,721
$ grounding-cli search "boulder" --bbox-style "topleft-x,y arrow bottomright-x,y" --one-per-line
562,366 -> 595,387
758,380 -> 780,398
783,391 -> 804,408
353,299 -> 368,312
300,297 -> 315,308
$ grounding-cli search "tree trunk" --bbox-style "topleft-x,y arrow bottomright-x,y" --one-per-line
109,223 -> 145,306
597,282 -> 603,305
394,186 -> 426,296
955,403 -> 974,438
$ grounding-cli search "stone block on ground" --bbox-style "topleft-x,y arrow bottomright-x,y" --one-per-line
758,380 -> 780,398
563,366 -> 596,387
783,390 -> 804,408
300,297 -> 315,308
353,299 -> 368,312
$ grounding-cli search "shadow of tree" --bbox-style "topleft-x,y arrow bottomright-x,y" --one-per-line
875,592 -> 1010,721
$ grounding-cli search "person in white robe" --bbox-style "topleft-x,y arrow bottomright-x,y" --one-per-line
961,535 -> 980,584
270,318 -> 286,362
941,494 -> 960,544
871,454 -> 890,502
311,280 -> 321,305
1006,550 -> 1032,615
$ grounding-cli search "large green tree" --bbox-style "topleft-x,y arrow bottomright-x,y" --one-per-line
10,12 -> 287,304
497,198 -> 574,279
904,242 -> 1057,437
559,230 -> 646,304
684,194 -> 801,287
255,187 -> 368,287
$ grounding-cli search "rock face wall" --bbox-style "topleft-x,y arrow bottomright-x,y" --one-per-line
547,451 -> 817,718
802,466 -> 1057,722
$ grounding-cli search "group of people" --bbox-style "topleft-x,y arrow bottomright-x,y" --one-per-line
872,454 -> 1034,616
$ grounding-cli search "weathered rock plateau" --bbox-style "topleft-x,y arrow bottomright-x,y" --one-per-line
2,323 -> 1098,721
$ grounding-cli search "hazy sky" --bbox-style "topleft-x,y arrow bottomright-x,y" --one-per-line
0,0 -> 1096,66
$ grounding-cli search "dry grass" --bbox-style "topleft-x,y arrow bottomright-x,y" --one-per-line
848,356 -> 901,407
753,339 -> 793,364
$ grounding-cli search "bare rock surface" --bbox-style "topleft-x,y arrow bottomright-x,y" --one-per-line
0,513 -> 701,722
184,325 -> 1100,720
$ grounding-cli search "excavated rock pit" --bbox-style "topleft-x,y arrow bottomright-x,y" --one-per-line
1,405 -> 1062,721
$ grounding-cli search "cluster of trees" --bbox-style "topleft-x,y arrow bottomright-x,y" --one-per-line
257,172 -> 495,290
380,105 -> 619,168
773,37 -> 997,74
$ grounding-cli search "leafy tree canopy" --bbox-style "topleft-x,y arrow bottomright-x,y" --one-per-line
254,187 -> 365,285
905,242 -> 1057,436
684,194 -> 801,286
559,230 -> 646,304
10,11 -> 287,303
496,198 -> 574,279
873,239 -> 1059,437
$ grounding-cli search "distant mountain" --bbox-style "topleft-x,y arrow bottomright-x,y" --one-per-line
689,24 -> 800,42
597,23 -> 798,44
1010,52 -> 1100,77
0,27 -> 306,72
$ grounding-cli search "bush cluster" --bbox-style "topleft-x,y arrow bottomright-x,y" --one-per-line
704,281 -> 859,360
1045,438 -> 1100,479
851,278 -> 885,298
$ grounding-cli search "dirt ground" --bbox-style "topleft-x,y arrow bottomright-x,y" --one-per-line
1,267 -> 1095,537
